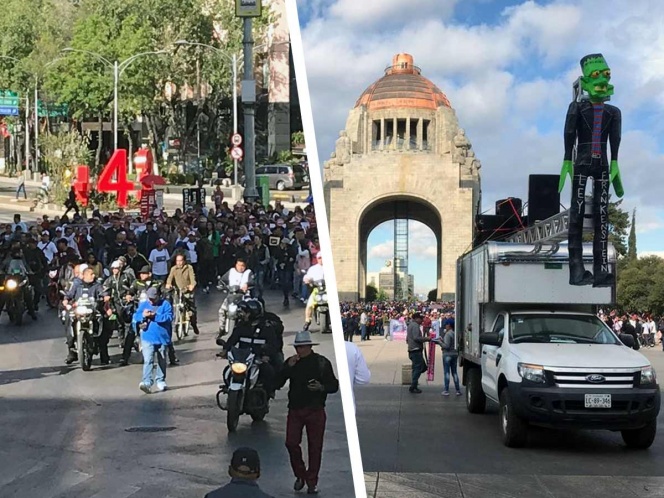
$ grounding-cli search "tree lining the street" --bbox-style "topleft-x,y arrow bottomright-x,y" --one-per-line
1,0 -> 277,174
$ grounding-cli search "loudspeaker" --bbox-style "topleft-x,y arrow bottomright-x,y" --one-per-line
495,198 -> 523,229
528,175 -> 560,225
473,214 -> 518,247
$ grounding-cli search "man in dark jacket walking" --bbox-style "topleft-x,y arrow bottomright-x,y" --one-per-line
407,313 -> 430,394
203,447 -> 275,498
276,331 -> 339,495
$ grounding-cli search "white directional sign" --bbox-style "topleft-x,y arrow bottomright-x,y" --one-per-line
231,133 -> 243,146
231,146 -> 244,161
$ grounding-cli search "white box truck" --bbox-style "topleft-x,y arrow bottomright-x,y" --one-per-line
457,242 -> 660,448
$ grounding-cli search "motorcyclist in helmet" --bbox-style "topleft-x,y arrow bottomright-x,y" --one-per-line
218,299 -> 279,398
0,240 -> 37,320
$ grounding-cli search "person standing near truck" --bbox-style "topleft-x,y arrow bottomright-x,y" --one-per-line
436,322 -> 461,396
407,313 -> 430,394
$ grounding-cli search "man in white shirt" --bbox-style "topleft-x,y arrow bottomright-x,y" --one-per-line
217,257 -> 254,336
345,341 -> 371,412
38,231 -> 58,263
11,214 -> 28,233
302,253 -> 325,331
149,239 -> 170,280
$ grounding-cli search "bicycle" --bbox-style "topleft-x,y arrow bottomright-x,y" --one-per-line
171,288 -> 191,341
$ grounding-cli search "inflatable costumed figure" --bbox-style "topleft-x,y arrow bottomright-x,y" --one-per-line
559,53 -> 624,287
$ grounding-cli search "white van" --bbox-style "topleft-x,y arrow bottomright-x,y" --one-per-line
457,242 -> 660,448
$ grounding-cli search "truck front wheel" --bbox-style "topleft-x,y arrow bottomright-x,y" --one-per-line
466,368 -> 486,414
621,419 -> 657,449
499,388 -> 528,448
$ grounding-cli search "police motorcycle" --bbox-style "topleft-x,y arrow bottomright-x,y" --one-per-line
66,292 -> 103,371
216,300 -> 272,433
312,279 -> 331,334
1,261 -> 32,326
217,280 -> 254,338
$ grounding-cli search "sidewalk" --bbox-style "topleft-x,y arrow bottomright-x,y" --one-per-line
350,336 -> 450,387
0,177 -> 307,218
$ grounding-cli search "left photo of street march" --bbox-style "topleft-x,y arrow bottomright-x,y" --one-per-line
0,1 -> 353,497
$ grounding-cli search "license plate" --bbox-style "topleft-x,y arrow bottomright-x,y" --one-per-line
318,305 -> 328,312
585,394 -> 611,408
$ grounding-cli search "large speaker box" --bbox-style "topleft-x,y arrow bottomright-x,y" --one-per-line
528,175 -> 560,225
495,198 -> 524,229
473,214 -> 517,247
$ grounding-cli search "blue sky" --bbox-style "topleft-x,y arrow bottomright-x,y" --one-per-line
297,0 -> 664,294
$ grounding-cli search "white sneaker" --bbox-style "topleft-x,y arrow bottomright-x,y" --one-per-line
441,391 -> 450,396
139,382 -> 151,394
156,383 -> 168,392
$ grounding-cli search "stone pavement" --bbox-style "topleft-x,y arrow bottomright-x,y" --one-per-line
0,290 -> 354,498
352,336 -> 664,497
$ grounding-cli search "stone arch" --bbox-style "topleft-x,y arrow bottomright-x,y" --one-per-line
358,194 -> 442,300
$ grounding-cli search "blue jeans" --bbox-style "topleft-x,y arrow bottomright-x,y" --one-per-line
141,341 -> 167,387
409,350 -> 426,390
360,324 -> 367,340
300,281 -> 310,300
15,183 -> 26,199
443,354 -> 460,392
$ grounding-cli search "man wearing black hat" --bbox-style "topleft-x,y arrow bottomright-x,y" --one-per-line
276,331 -> 339,495
204,447 -> 274,498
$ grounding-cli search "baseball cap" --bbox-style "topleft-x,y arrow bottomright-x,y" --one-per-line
139,265 -> 151,274
41,230 -> 50,236
111,260 -> 122,269
146,287 -> 159,300
230,447 -> 260,474
157,238 -> 166,245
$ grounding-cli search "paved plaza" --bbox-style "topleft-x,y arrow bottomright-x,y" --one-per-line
0,291 -> 353,498
351,337 -> 664,497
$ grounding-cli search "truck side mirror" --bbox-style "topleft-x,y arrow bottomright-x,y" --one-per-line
479,332 -> 501,347
618,333 -> 635,349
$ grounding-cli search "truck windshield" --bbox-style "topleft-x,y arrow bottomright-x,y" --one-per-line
509,314 -> 620,345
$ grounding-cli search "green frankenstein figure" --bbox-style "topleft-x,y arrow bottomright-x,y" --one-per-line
559,53 -> 624,287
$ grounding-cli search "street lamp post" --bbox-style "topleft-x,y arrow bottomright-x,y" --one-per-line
62,48 -> 167,153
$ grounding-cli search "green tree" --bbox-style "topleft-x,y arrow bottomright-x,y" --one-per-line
627,209 -> 637,262
377,289 -> 389,301
40,128 -> 92,202
427,289 -> 438,301
617,256 -> 664,314
365,284 -> 378,302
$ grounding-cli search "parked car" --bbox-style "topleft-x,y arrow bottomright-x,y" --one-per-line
241,164 -> 309,191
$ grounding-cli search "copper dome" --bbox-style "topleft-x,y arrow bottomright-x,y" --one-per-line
355,54 -> 452,111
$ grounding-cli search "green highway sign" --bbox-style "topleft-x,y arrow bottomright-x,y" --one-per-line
0,90 -> 19,115
38,101 -> 68,118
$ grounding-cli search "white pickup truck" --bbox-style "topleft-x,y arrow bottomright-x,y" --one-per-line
457,242 -> 660,448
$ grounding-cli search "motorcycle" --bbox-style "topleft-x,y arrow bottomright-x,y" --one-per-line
312,279 -> 331,333
216,345 -> 271,432
46,264 -> 67,309
1,267 -> 31,325
68,293 -> 102,371
217,281 -> 253,336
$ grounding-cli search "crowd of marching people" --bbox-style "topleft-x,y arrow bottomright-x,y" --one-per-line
0,190 -> 322,366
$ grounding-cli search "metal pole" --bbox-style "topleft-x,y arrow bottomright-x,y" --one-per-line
34,85 -> 38,172
242,17 -> 258,201
113,60 -> 118,151
25,94 -> 29,173
233,54 -> 238,186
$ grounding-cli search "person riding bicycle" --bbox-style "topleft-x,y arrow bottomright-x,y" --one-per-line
119,264 -> 162,366
165,252 -> 201,336
219,299 -> 279,398
62,267 -> 105,364
217,257 -> 254,340
302,253 -> 325,331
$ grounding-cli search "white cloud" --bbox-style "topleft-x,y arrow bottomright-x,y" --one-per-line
329,0 -> 457,28
368,240 -> 393,259
302,0 -> 664,254
640,251 -> 664,259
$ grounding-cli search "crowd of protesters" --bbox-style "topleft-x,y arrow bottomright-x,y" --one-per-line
599,310 -> 664,350
340,300 -> 454,342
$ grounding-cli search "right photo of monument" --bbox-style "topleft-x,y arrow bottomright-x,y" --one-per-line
298,1 -> 664,497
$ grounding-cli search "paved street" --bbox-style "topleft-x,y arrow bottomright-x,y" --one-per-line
353,338 -> 664,497
0,290 -> 353,498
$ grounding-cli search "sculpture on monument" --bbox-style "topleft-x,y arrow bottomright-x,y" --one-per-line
335,130 -> 351,165
452,128 -> 470,164
558,53 -> 624,287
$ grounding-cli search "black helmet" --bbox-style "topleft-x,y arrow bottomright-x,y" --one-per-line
237,299 -> 264,323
